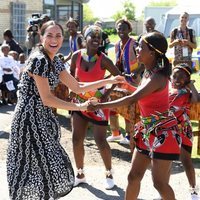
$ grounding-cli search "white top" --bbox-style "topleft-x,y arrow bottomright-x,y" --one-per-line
0,55 -> 16,75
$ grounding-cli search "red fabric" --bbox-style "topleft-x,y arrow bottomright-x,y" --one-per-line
74,51 -> 109,123
138,78 -> 169,117
75,51 -> 105,82
169,88 -> 193,148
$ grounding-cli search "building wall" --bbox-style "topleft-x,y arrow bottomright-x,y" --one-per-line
144,6 -> 173,34
0,0 -> 43,44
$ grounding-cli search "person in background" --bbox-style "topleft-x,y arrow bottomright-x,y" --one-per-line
106,18 -> 140,145
0,44 -> 18,104
137,17 -> 158,42
70,25 -> 123,190
89,32 -> 180,200
8,51 -> 20,82
6,20 -> 124,199
64,17 -> 84,63
3,29 -> 24,54
18,53 -> 26,78
169,12 -> 197,68
94,20 -> 110,55
169,63 -> 200,200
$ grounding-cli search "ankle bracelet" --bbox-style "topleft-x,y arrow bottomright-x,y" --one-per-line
105,169 -> 114,176
77,168 -> 85,175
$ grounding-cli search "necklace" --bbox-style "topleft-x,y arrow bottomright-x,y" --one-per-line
81,49 -> 99,62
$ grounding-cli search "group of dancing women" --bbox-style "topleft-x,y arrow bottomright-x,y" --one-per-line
6,17 -> 199,200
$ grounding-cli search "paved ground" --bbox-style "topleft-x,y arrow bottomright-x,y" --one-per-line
0,104 -> 200,200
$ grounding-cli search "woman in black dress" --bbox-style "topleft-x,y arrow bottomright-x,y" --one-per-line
7,20 -> 124,200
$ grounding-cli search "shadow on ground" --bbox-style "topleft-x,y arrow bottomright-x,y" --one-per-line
75,184 -> 125,200
0,131 -> 9,139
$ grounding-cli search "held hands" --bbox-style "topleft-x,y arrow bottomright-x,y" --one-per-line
87,97 -> 100,111
110,75 -> 126,84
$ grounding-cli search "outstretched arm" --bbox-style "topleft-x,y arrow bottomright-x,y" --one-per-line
88,73 -> 167,110
32,73 -> 88,110
187,80 -> 200,103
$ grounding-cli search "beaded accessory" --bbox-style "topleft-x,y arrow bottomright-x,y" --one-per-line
81,49 -> 99,62
105,169 -> 114,177
77,168 -> 85,175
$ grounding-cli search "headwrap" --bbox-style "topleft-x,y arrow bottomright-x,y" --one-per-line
84,25 -> 102,39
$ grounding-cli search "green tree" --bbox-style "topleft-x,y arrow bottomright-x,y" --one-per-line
83,4 -> 98,23
148,0 -> 177,6
112,0 -> 136,21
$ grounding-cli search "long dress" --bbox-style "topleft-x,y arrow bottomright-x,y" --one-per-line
7,51 -> 74,200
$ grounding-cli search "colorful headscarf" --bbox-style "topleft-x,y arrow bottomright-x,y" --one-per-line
84,25 -> 102,39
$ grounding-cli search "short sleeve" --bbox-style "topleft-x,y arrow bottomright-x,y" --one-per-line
27,54 -> 49,78
53,56 -> 66,72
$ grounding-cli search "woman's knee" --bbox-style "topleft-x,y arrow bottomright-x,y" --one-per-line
153,176 -> 167,191
127,170 -> 144,184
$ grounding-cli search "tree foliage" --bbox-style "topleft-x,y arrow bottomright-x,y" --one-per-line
112,0 -> 136,21
83,4 -> 99,23
148,0 -> 177,6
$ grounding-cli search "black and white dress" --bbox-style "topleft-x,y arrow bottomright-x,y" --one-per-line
7,51 -> 74,200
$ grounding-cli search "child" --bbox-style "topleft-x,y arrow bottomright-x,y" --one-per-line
169,63 -> 200,199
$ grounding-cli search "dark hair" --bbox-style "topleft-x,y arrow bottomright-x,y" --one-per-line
66,17 -> 79,28
173,63 -> 192,79
3,29 -> 14,39
115,18 -> 132,32
144,32 -> 171,78
40,20 -> 64,36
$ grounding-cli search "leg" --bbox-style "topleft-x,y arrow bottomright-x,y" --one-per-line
151,159 -> 175,200
72,113 -> 88,179
125,151 -> 151,200
93,125 -> 112,173
180,147 -> 196,188
93,124 -> 115,189
107,111 -> 122,142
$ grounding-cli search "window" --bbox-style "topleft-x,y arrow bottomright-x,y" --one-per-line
10,2 -> 26,44
57,5 -> 72,23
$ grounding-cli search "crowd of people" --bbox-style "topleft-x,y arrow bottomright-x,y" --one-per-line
0,10 -> 200,200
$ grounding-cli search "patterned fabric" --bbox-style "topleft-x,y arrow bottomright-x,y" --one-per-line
115,37 -> 138,83
171,27 -> 195,63
7,51 -> 74,200
134,113 -> 181,160
73,51 -> 109,125
69,33 -> 83,53
169,88 -> 193,150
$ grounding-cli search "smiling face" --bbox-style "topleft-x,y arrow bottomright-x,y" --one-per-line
86,32 -> 102,50
116,22 -> 131,40
180,12 -> 189,27
41,25 -> 64,59
66,22 -> 78,36
172,68 -> 190,89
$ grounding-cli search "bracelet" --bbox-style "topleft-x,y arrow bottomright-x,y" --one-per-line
75,103 -> 81,111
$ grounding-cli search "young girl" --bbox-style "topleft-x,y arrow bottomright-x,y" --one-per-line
89,32 -> 180,200
170,63 -> 199,199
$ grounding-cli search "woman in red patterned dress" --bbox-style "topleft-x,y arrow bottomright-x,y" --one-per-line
70,25 -> 122,189
89,32 -> 180,200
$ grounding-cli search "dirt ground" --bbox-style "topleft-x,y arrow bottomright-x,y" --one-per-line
0,105 -> 200,200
